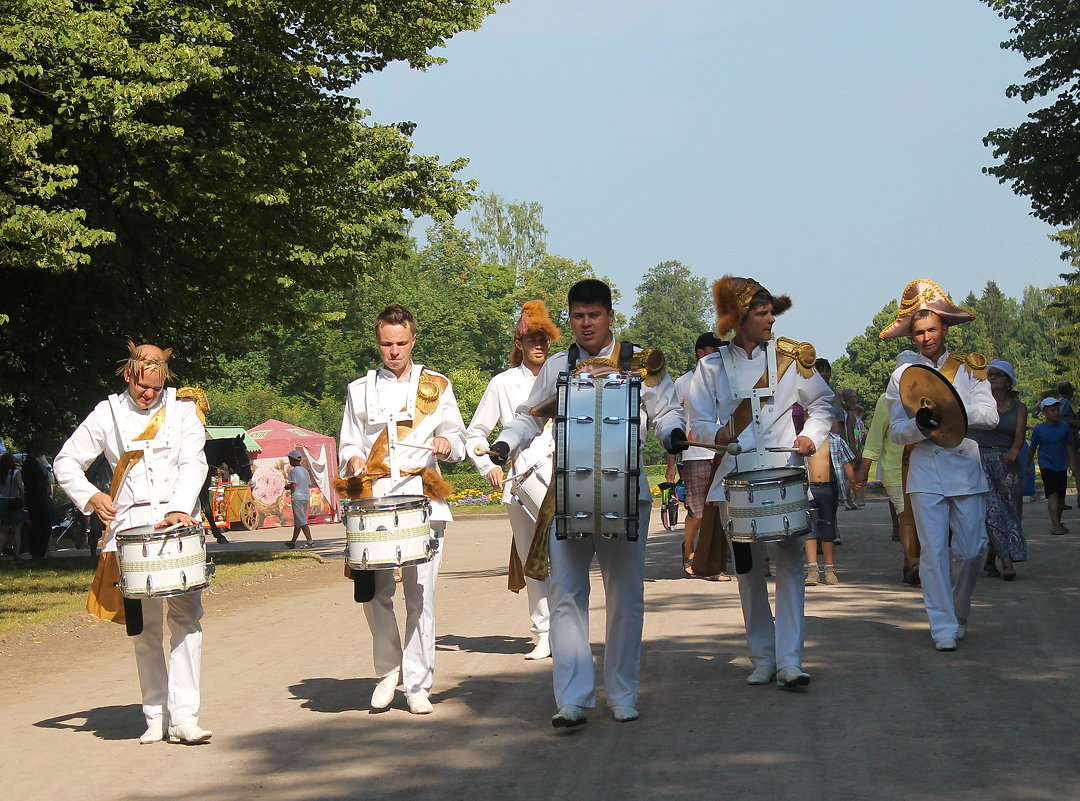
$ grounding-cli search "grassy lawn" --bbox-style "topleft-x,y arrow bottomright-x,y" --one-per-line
0,551 -> 321,640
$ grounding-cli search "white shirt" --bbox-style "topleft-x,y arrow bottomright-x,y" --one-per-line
885,349 -> 998,496
54,388 -> 208,550
497,337 -> 685,500
688,341 -> 833,503
338,363 -> 467,522
674,369 -> 715,462
466,364 -> 555,504
288,465 -> 310,501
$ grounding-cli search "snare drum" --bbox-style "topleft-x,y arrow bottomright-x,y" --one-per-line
723,467 -> 811,543
115,523 -> 213,598
509,456 -> 552,523
553,371 -> 641,540
343,495 -> 435,570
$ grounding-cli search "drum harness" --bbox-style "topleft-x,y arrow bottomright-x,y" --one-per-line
719,341 -> 790,472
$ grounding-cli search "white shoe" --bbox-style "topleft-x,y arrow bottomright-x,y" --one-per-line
935,637 -> 957,652
746,664 -> 776,685
167,722 -> 213,744
370,672 -> 399,710
956,618 -> 967,641
525,634 -> 551,660
611,705 -> 639,722
777,666 -> 812,689
406,691 -> 433,715
139,721 -> 164,745
551,704 -> 588,728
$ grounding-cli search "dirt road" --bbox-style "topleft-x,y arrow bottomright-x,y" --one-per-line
2,502 -> 1079,801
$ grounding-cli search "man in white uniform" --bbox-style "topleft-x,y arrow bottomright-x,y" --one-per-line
339,304 -> 467,715
490,279 -> 686,728
688,276 -> 833,690
54,343 -> 211,745
880,279 -> 997,652
466,300 -> 560,660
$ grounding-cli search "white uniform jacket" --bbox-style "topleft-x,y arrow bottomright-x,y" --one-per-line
497,339 -> 684,501
54,388 -> 208,551
885,350 -> 998,496
466,365 -> 555,504
338,364 -> 467,523
674,369 -> 715,463
688,343 -> 833,503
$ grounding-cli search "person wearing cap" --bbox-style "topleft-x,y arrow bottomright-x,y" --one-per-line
970,360 -> 1028,579
465,301 -> 559,660
1055,380 -> 1080,504
488,279 -> 686,728
688,276 -> 834,690
1026,397 -> 1075,536
53,342 -> 213,744
881,279 -> 998,652
339,303 -> 467,715
673,331 -> 729,580
285,449 -> 314,549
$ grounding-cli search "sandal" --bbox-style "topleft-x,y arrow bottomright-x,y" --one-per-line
682,545 -> 694,576
1002,565 -> 1016,581
985,563 -> 1001,578
902,563 -> 921,586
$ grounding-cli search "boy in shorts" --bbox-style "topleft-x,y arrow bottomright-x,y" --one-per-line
1027,398 -> 1076,535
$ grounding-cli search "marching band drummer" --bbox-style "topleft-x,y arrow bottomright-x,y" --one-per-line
688,277 -> 833,690
54,343 -> 212,745
338,303 -> 467,715
465,301 -> 560,661
489,279 -> 687,728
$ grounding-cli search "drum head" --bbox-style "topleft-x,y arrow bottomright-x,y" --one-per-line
725,467 -> 806,486
343,494 -> 429,513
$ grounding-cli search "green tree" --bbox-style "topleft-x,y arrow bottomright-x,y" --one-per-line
1,0 -> 503,450
982,1 -> 1080,225
470,192 -> 548,270
624,261 -> 711,376
830,301 -> 909,405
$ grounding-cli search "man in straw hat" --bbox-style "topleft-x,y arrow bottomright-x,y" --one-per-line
687,277 -> 834,690
466,301 -> 560,660
488,279 -> 687,728
54,342 -> 213,744
880,279 -> 997,652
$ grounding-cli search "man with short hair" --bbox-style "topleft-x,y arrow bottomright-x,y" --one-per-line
285,450 -> 314,549
466,300 -> 560,660
339,304 -> 467,715
689,276 -> 833,690
54,343 -> 212,744
490,279 -> 686,728
880,279 -> 998,652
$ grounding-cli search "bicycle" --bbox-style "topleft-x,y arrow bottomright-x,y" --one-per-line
658,479 -> 685,531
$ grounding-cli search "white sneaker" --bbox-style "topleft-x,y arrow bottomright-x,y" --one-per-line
370,672 -> 399,710
406,691 -> 433,715
956,618 -> 967,641
777,666 -> 812,689
139,721 -> 165,745
551,704 -> 588,728
746,664 -> 776,685
935,637 -> 957,652
525,634 -> 551,660
611,705 -> 639,722
167,722 -> 213,744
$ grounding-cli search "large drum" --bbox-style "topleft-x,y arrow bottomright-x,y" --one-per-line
343,495 -> 435,570
553,371 -> 641,540
115,523 -> 213,598
509,455 -> 552,523
723,467 -> 811,543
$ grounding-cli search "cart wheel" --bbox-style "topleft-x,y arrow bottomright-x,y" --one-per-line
239,498 -> 260,531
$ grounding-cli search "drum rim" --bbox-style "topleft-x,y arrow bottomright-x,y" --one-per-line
724,467 -> 806,486
341,494 -> 430,512
115,523 -> 204,541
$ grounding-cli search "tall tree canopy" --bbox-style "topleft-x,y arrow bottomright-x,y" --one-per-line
624,260 -> 711,376
1,0 -> 502,449
982,1 -> 1080,226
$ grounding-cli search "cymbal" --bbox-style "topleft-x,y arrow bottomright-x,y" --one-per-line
898,363 -> 968,448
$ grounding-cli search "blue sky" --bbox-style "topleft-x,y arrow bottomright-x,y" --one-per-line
355,0 -> 1063,360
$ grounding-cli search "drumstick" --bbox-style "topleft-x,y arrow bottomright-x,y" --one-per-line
674,440 -> 742,454
474,445 -> 502,457
390,441 -> 435,452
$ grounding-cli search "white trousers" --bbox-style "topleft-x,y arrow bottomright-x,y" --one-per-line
908,492 -> 987,640
505,501 -> 550,637
731,532 -> 807,672
548,501 -> 649,710
363,522 -> 445,695
134,591 -> 203,727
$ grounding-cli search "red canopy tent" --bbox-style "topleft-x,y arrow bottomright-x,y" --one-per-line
246,419 -> 339,527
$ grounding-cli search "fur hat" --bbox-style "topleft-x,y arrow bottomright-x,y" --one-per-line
712,276 -> 792,337
878,279 -> 975,340
510,300 -> 561,367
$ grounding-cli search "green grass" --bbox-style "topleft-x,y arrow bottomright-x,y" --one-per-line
0,551 -> 320,639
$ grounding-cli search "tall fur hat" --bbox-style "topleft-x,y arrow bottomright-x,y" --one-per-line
511,300 -> 561,367
712,276 -> 792,337
878,279 -> 975,340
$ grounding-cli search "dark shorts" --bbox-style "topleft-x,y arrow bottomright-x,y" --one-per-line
1042,468 -> 1068,499
682,459 -> 713,518
809,481 -> 839,543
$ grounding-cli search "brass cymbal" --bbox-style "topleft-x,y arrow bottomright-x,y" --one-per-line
898,363 -> 968,448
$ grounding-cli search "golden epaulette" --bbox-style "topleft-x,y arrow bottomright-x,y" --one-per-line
946,352 -> 987,381
775,337 -> 816,379
631,346 -> 667,387
416,371 -> 446,415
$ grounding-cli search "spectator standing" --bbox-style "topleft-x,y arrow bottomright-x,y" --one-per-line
285,450 -> 314,549
840,388 -> 867,508
1026,398 -> 1076,535
805,430 -> 857,586
1056,381 -> 1080,507
0,452 -> 25,559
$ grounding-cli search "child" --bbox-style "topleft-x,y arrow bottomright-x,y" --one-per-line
1027,397 -> 1076,535
805,430 -> 857,586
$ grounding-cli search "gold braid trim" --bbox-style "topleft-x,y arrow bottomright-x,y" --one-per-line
775,337 -> 817,379
416,371 -> 446,414
176,386 -> 209,424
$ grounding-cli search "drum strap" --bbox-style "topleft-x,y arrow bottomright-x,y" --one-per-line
566,340 -> 635,372
729,348 -> 799,442
108,404 -> 169,516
